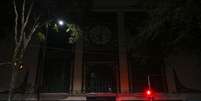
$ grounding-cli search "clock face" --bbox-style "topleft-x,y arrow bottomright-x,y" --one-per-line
89,25 -> 112,45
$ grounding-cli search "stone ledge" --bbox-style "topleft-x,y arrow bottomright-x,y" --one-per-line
0,93 -> 201,101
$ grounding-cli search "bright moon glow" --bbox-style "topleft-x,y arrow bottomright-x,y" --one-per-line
58,20 -> 64,26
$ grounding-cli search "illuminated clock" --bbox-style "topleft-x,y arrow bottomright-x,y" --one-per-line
89,25 -> 112,45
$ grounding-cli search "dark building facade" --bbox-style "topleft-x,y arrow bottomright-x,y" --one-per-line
1,0 -> 201,101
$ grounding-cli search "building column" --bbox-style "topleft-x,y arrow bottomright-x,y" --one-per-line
165,64 -> 177,93
118,12 -> 129,93
26,45 -> 40,93
72,37 -> 83,94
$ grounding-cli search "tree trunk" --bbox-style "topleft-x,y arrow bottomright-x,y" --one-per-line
8,66 -> 17,101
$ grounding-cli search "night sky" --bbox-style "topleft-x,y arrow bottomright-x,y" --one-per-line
0,0 -> 90,41
0,0 -> 11,40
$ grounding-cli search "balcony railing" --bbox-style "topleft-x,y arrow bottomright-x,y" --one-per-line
86,79 -> 116,93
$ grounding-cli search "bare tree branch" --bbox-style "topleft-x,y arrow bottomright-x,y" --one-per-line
38,21 -> 49,29
24,16 -> 40,50
24,2 -> 33,30
22,3 -> 34,50
19,0 -> 26,49
19,0 -> 34,49
21,0 -> 25,28
169,33 -> 186,45
24,24 -> 39,50
0,62 -> 12,67
13,0 -> 18,44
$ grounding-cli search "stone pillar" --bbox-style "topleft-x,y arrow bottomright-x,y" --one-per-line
72,37 -> 83,94
118,12 -> 129,93
26,45 -> 40,93
165,64 -> 177,93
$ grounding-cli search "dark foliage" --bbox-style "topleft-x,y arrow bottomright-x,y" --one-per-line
134,0 -> 201,54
